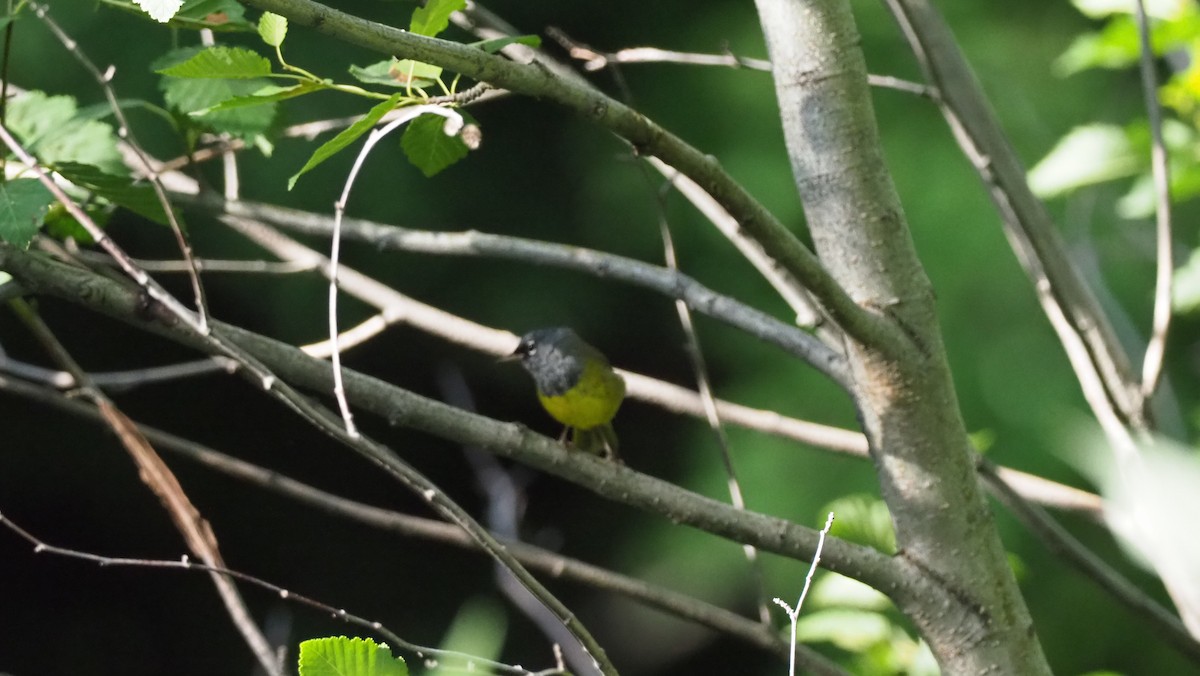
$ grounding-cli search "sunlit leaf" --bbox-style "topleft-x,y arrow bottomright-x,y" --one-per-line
155,45 -> 272,79
1029,124 -> 1141,197
795,609 -> 893,651
1173,248 -> 1200,314
820,495 -> 896,554
288,93 -> 404,190
409,0 -> 465,37
297,636 -> 407,676
8,92 -> 124,174
350,59 -> 441,89
133,0 -> 184,22
258,11 -> 287,47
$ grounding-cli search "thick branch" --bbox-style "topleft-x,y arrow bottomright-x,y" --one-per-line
0,245 -> 947,607
235,0 -> 901,354
753,0 -> 1049,671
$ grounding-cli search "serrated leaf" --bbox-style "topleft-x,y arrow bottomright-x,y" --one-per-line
134,0 -> 184,22
258,11 -> 287,47
0,180 -> 55,249
161,73 -> 277,139
1029,124 -> 1140,197
8,92 -> 124,174
298,636 -> 407,676
401,113 -> 469,178
409,0 -> 465,37
156,45 -> 271,79
53,162 -> 182,229
288,93 -> 405,190
471,35 -> 542,53
197,82 -> 324,114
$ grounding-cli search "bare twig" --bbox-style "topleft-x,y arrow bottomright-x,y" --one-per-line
1132,0 -> 1174,400
977,459 -> 1200,663
0,371 -> 809,665
0,513 -> 566,676
326,104 -> 466,438
0,125 -> 208,334
774,512 -> 836,676
185,193 -> 854,390
544,26 -> 933,98
883,0 -> 1145,428
30,1 -> 209,330
646,165 -> 772,625
6,299 -> 282,676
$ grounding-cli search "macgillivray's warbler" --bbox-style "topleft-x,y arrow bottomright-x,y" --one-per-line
512,327 -> 626,461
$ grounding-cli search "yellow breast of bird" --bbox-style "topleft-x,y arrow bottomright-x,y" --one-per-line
537,360 -> 625,430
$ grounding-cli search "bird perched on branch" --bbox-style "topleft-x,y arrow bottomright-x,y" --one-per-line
511,327 -> 625,461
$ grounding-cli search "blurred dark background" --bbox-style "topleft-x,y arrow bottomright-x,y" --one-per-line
2,0 -> 1198,674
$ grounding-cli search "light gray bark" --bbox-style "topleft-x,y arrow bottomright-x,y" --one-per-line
753,0 -> 1052,672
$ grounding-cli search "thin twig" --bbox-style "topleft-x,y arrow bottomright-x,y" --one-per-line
646,163 -> 772,625
0,371 -> 814,665
882,0 -> 1145,428
30,1 -> 209,330
0,125 -> 205,334
6,299 -> 282,676
206,209 -> 1105,519
0,513 -> 566,676
774,512 -> 836,676
977,460 -> 1200,664
1132,0 -> 1174,400
326,104 -> 465,438
186,193 -> 854,390
544,27 -> 934,98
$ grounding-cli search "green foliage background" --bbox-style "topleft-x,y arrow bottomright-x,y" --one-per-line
2,0 -> 1198,674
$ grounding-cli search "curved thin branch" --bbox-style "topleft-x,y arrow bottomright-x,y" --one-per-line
0,374 -> 855,672
185,193 -> 854,391
236,0 -> 903,357
882,0 -> 1144,428
0,245 -> 918,601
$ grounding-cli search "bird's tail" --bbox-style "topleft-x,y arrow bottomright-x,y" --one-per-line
573,423 -> 621,463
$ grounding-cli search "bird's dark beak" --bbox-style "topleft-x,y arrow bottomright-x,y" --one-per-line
498,340 -> 525,363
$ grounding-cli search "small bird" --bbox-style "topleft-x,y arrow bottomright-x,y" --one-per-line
511,327 -> 626,461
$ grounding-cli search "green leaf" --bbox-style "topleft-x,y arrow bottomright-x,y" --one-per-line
0,179 -> 55,249
1028,124 -> 1141,198
349,59 -> 442,89
8,92 -> 124,174
44,202 -> 112,245
795,609 -> 894,651
808,572 -> 891,611
820,495 -> 896,555
155,45 -> 272,79
1173,247 -> 1200,314
53,162 -> 182,229
401,112 -> 469,178
133,0 -> 184,22
409,0 -> 465,37
197,82 -> 324,114
471,35 -> 542,53
258,11 -> 287,47
298,636 -> 407,676
288,93 -> 405,190
158,53 -> 278,139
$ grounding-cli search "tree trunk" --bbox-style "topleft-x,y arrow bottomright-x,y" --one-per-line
753,0 -> 1052,672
